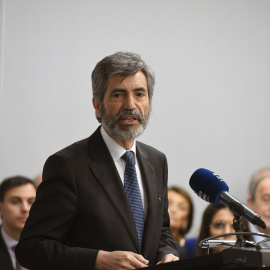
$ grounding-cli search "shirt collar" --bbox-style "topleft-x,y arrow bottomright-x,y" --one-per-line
1,226 -> 18,249
100,126 -> 136,162
249,222 -> 270,245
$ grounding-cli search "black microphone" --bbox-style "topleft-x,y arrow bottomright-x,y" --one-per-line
189,168 -> 266,229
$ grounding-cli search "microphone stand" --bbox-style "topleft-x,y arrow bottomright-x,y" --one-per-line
232,215 -> 256,248
199,214 -> 270,266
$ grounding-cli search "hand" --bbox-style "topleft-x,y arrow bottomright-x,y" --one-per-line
95,250 -> 149,270
156,253 -> 179,264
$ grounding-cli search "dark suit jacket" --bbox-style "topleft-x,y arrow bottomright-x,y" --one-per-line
0,229 -> 14,270
16,126 -> 178,270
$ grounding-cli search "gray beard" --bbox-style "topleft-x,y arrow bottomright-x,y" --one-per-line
101,106 -> 151,141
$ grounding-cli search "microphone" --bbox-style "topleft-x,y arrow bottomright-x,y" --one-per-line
189,168 -> 266,229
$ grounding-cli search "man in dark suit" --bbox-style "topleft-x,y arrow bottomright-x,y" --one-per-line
0,176 -> 36,270
16,52 -> 179,270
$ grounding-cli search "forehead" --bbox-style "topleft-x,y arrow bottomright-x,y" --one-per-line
4,184 -> 36,200
212,208 -> 234,221
256,177 -> 270,195
105,71 -> 148,92
168,190 -> 189,204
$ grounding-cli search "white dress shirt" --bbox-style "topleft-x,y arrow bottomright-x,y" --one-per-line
100,126 -> 148,217
249,223 -> 270,248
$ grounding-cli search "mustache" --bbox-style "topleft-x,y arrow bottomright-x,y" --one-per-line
114,109 -> 144,123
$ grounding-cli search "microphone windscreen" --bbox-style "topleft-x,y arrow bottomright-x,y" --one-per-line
189,168 -> 229,204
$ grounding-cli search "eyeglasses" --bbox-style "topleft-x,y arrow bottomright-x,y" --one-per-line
210,220 -> 234,231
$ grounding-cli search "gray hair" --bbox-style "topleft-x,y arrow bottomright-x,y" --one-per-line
248,167 -> 270,197
91,52 -> 155,122
250,174 -> 270,201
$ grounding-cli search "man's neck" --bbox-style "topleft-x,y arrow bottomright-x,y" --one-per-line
102,126 -> 135,150
113,137 -> 134,150
2,224 -> 20,241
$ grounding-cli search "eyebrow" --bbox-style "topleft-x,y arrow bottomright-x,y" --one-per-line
8,196 -> 36,200
110,87 -> 147,94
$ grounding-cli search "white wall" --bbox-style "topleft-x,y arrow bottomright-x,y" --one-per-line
1,0 -> 270,237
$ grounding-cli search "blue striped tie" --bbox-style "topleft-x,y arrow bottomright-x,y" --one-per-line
122,151 -> 145,247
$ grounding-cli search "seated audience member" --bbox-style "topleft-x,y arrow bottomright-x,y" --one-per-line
247,173 -> 270,248
0,176 -> 36,270
247,167 -> 270,197
196,204 -> 250,256
168,186 -> 194,258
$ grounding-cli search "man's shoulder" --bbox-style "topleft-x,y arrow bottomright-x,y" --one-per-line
136,141 -> 165,158
0,229 -> 5,249
56,137 -> 89,155
52,127 -> 101,158
43,136 -> 93,173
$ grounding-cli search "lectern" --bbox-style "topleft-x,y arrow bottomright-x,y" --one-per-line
139,248 -> 270,270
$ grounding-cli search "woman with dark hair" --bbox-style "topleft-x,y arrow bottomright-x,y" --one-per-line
168,186 -> 194,258
196,204 -> 251,256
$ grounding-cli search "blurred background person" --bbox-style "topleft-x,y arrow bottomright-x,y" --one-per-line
196,204 -> 251,256
247,167 -> 270,197
0,176 -> 36,270
168,186 -> 194,258
247,174 -> 270,248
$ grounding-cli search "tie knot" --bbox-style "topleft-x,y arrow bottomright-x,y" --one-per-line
122,151 -> 135,166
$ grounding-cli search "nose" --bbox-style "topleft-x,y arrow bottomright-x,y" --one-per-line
21,201 -> 31,213
224,224 -> 234,234
123,94 -> 136,110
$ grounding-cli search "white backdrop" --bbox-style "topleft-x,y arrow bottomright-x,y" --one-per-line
1,0 -> 270,237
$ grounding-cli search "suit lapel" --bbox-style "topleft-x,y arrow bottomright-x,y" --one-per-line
136,143 -> 158,256
87,127 -> 141,252
0,229 -> 14,270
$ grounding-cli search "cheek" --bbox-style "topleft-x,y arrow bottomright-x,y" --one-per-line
173,210 -> 182,219
6,205 -> 20,216
175,211 -> 188,227
255,203 -> 269,214
259,205 -> 270,215
1,207 -> 14,220
136,100 -> 149,112
143,103 -> 150,115
105,104 -> 122,117
1,205 -> 11,215
209,228 -> 215,237
179,211 -> 189,221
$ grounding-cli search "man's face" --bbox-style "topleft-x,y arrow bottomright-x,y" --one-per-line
93,71 -> 150,143
251,177 -> 270,233
0,184 -> 36,234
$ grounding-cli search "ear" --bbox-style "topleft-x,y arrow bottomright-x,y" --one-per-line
247,196 -> 254,209
92,97 -> 102,119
